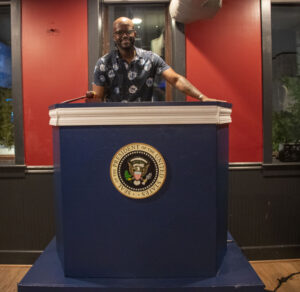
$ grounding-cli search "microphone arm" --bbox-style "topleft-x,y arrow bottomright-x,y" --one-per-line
60,92 -> 95,104
60,95 -> 86,104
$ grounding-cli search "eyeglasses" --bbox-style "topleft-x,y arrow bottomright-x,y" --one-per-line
114,29 -> 135,36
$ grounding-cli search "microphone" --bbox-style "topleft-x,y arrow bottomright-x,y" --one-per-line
60,91 -> 96,104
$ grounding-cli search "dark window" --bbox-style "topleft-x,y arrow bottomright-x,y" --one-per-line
0,4 -> 14,159
0,0 -> 24,166
102,3 -> 172,101
271,4 -> 300,163
88,0 -> 185,103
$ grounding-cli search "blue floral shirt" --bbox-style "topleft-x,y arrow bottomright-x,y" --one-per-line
93,47 -> 170,102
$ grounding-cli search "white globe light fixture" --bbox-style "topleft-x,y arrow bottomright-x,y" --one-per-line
132,18 -> 142,25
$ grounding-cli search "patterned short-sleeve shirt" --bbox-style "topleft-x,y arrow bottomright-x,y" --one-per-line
93,47 -> 170,102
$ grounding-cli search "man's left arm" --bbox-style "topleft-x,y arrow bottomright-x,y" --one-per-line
162,68 -> 224,102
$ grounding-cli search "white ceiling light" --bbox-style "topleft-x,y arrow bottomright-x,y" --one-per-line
132,18 -> 142,24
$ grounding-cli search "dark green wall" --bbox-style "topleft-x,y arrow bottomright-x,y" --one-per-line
0,166 -> 299,263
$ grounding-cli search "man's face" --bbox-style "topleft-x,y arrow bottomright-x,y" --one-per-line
113,22 -> 136,50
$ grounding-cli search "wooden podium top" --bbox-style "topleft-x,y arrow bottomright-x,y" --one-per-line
49,101 -> 232,126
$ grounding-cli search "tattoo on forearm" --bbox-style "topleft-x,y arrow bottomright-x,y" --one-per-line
177,76 -> 201,98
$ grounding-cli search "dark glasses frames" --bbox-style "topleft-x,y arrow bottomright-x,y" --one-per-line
114,29 -> 135,36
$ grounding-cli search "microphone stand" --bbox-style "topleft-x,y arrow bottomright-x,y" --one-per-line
60,95 -> 86,104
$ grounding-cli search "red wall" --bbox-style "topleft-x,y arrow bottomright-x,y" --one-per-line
22,0 -> 88,165
186,0 -> 263,162
21,0 -> 262,165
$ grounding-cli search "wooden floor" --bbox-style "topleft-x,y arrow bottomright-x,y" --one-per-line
0,265 -> 30,292
0,260 -> 300,292
250,259 -> 300,292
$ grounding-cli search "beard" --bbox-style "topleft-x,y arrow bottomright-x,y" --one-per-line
115,36 -> 135,51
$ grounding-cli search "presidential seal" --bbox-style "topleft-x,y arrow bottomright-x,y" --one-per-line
110,143 -> 166,199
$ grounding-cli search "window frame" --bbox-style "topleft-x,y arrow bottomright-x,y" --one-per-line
261,0 -> 300,174
87,0 -> 186,102
0,0 -> 24,166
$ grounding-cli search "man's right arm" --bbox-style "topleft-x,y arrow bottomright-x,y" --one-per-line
86,57 -> 108,102
92,83 -> 106,101
86,84 -> 105,102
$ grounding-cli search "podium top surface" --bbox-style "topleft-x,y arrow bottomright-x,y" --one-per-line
49,101 -> 232,126
49,101 -> 232,109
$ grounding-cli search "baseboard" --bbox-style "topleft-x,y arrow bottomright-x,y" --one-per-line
2,245 -> 300,264
241,244 -> 300,260
0,250 -> 42,264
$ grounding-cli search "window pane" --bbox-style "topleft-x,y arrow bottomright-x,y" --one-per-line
271,5 -> 300,162
107,4 -> 167,101
0,5 -> 14,158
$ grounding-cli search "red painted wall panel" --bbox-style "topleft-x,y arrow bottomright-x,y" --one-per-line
186,0 -> 263,162
22,0 -> 88,165
22,0 -> 262,165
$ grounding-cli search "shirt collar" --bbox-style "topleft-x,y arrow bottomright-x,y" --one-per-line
114,46 -> 142,61
135,47 -> 143,58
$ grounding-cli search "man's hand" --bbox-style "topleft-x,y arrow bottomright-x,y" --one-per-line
86,91 -> 96,99
198,94 -> 227,103
85,90 -> 99,103
85,84 -> 106,102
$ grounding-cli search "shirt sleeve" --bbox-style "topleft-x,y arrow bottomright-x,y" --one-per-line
152,53 -> 170,75
93,58 -> 107,87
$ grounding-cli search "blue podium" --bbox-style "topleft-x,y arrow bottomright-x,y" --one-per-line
18,102 -> 264,291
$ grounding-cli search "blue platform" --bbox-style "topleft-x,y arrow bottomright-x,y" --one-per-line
18,236 -> 264,291
21,102 -> 264,291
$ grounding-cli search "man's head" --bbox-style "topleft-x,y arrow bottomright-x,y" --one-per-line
113,17 -> 136,51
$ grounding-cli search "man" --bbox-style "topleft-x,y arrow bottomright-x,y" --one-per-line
88,17 -> 223,102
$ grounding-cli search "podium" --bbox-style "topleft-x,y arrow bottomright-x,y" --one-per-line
18,102 -> 264,291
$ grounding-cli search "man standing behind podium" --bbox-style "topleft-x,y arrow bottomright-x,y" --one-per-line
88,17 -> 223,103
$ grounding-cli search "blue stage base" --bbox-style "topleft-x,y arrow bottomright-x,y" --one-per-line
18,236 -> 264,292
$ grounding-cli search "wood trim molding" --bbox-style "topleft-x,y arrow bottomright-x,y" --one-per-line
271,0 -> 300,3
0,250 -> 42,264
242,244 -> 300,260
2,163 -> 298,175
11,0 -> 25,165
165,5 -> 172,102
261,0 -> 273,164
103,0 -> 170,2
88,0 -> 101,90
49,105 -> 232,126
